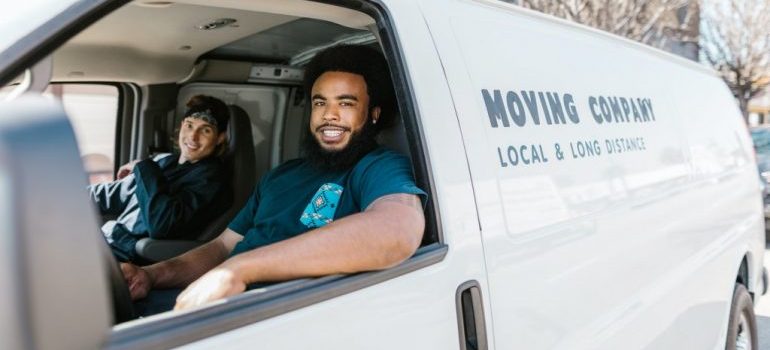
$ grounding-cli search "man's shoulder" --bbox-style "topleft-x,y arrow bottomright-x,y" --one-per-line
272,158 -> 306,173
261,158 -> 307,182
152,153 -> 175,165
354,147 -> 410,171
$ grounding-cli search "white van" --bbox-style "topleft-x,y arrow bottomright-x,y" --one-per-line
0,0 -> 764,349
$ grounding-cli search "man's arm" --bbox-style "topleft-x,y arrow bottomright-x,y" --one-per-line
174,193 -> 424,310
132,159 -> 224,238
88,177 -> 132,216
121,228 -> 243,299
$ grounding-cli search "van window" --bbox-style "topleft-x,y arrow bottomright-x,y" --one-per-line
45,84 -> 120,184
35,1 -> 444,348
0,83 -> 120,183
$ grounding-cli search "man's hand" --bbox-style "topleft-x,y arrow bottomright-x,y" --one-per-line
116,160 -> 141,179
174,266 -> 246,311
120,262 -> 152,300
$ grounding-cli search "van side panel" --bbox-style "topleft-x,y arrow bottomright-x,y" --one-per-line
419,1 -> 763,349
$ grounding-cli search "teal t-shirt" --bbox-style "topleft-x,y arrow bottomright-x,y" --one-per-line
227,147 -> 427,257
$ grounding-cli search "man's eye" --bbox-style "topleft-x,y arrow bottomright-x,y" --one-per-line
313,101 -> 325,106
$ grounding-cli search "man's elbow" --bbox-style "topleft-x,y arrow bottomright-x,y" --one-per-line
381,216 -> 425,268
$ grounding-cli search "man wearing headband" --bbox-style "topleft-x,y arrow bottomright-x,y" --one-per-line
89,95 -> 232,263
122,45 -> 426,313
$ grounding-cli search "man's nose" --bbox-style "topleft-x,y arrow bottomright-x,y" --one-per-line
322,105 -> 340,121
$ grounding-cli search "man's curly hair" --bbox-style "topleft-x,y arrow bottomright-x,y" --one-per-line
303,44 -> 397,133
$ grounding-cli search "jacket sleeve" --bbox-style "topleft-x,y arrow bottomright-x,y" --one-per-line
87,176 -> 134,216
133,159 -> 223,239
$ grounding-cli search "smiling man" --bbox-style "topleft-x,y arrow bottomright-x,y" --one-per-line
89,95 -> 232,263
121,45 -> 427,312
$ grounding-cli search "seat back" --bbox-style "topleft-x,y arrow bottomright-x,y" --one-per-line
201,105 -> 257,240
376,112 -> 411,158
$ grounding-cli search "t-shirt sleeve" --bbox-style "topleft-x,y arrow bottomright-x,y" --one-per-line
354,151 -> 427,210
227,183 -> 261,236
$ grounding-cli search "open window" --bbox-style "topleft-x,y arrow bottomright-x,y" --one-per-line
0,83 -> 122,182
2,0 -> 445,347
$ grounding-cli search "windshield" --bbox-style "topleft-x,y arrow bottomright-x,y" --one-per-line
0,0 -> 80,53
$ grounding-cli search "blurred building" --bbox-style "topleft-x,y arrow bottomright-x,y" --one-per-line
662,3 -> 699,61
749,83 -> 770,126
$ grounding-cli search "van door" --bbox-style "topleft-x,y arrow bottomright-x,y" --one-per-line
419,0 -> 761,349
151,1 -> 492,348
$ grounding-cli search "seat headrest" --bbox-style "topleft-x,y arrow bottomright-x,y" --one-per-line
376,114 -> 410,157
225,105 -> 252,158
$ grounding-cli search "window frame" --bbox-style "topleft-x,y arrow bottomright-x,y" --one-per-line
99,0 -> 448,347
0,0 -> 129,86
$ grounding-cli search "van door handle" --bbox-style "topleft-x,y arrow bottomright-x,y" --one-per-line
456,280 -> 488,350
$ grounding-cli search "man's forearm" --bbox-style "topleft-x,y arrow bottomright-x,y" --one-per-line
220,198 -> 424,284
146,238 -> 231,289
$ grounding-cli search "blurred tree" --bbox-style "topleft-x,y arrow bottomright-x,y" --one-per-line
701,0 -> 770,119
518,0 -> 699,53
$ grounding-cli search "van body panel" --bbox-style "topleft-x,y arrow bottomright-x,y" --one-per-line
419,0 -> 763,349
0,0 -> 763,348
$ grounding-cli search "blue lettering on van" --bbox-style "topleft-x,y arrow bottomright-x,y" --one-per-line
605,137 -> 646,153
497,144 -> 549,167
482,88 -> 657,127
586,95 -> 656,124
569,140 -> 602,159
481,89 -> 582,128
521,91 -> 541,125
507,91 -> 526,126
563,94 -> 580,124
496,137 -> 648,168
482,88 -> 656,168
481,89 -> 510,128
588,96 -> 603,123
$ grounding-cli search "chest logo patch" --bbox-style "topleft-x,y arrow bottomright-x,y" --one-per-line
300,183 -> 344,228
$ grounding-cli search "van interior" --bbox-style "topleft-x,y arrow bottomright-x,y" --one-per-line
3,0 -> 441,333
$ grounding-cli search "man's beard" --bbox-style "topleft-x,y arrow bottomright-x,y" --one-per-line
302,121 -> 378,172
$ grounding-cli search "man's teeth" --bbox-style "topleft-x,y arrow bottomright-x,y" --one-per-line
323,129 -> 343,137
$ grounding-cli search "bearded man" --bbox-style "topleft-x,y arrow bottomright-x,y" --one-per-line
121,44 -> 426,312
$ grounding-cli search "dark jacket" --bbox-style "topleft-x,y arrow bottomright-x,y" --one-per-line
89,153 -> 231,262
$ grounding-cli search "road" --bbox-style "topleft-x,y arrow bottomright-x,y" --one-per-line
758,242 -> 770,349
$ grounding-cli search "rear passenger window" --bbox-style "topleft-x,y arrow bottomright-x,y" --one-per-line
45,84 -> 119,184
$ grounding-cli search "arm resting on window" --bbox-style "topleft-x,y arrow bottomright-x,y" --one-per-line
174,193 -> 424,310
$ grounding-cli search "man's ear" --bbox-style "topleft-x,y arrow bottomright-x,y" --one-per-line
217,131 -> 227,145
370,106 -> 382,124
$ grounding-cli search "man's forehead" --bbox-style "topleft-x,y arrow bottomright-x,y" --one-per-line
312,71 -> 368,96
183,116 -> 216,128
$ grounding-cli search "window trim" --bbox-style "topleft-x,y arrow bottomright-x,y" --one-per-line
105,0 -> 447,347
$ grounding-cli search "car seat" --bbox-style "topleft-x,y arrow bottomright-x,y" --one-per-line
135,104 -> 257,262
